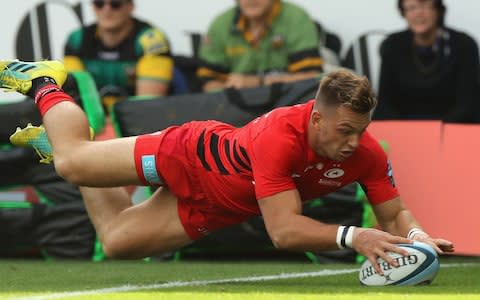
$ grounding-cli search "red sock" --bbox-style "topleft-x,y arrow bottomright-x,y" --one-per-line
34,84 -> 75,117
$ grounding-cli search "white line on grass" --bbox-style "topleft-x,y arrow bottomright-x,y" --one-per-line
9,262 -> 479,300
11,268 -> 358,300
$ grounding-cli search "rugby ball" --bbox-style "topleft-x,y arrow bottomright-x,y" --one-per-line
359,241 -> 440,286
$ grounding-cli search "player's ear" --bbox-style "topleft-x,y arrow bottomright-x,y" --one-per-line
311,109 -> 323,128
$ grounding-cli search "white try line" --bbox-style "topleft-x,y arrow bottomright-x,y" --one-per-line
9,262 -> 480,300
9,268 -> 358,300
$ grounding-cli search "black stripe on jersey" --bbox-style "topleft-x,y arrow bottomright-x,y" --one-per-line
233,140 -> 252,172
198,60 -> 230,75
210,133 -> 229,175
196,129 -> 211,171
239,145 -> 251,165
287,48 -> 322,64
224,139 -> 242,173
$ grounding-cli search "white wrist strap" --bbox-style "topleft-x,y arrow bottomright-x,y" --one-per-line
336,226 -> 356,249
407,227 -> 427,240
345,226 -> 355,248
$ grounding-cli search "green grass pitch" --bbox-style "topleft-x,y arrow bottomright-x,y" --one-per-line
0,256 -> 479,300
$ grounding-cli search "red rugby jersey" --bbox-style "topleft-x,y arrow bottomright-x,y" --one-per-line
185,100 -> 398,216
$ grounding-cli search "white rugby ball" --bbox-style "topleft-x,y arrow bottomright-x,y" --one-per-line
359,241 -> 440,286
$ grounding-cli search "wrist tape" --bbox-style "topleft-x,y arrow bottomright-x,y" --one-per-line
407,227 -> 427,240
336,225 -> 355,249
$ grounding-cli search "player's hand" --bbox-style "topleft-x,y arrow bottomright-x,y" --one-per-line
411,233 -> 455,254
352,228 -> 412,275
225,74 -> 261,89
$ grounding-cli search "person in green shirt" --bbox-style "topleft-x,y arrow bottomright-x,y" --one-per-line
64,0 -> 174,105
197,0 -> 323,92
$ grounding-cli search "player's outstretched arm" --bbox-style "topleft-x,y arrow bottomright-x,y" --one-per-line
258,190 -> 412,275
372,196 -> 455,254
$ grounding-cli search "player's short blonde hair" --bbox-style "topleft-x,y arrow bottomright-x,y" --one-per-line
315,70 -> 377,114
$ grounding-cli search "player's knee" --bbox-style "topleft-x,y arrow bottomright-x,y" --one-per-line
53,158 -> 76,183
101,243 -> 124,259
53,156 -> 86,185
270,232 -> 292,250
101,233 -> 145,259
101,235 -> 137,259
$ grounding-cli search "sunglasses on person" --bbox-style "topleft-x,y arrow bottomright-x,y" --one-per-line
92,0 -> 127,10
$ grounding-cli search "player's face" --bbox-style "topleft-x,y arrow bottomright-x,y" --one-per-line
93,0 -> 133,32
238,0 -> 275,20
402,0 -> 439,36
309,105 -> 371,162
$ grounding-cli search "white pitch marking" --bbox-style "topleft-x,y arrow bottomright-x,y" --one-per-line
10,268 -> 358,300
9,263 -> 480,300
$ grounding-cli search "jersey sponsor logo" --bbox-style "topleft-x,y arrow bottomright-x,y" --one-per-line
323,168 -> 345,179
318,178 -> 342,187
98,50 -> 120,60
141,155 -> 162,185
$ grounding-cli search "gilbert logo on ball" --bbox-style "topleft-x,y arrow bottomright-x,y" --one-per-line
359,241 -> 440,286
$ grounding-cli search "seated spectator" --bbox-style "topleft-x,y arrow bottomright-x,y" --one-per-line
197,0 -> 323,92
63,0 -> 174,106
375,0 -> 480,122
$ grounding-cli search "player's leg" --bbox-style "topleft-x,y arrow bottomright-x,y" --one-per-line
80,186 -> 193,258
11,105 -> 141,187
37,81 -> 141,187
79,186 -> 131,239
1,60 -> 141,187
44,110 -> 140,187
10,123 -> 192,257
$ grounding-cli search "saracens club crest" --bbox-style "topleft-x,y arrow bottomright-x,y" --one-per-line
323,168 -> 345,179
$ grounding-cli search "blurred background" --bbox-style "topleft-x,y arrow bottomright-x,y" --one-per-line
0,0 -> 478,58
0,0 -> 479,261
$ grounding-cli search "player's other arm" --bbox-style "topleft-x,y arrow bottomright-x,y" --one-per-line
259,189 -> 339,250
259,189 -> 415,275
258,189 -> 409,252
373,196 -> 455,254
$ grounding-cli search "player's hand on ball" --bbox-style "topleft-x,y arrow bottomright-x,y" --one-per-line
411,234 -> 455,254
352,228 -> 412,275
